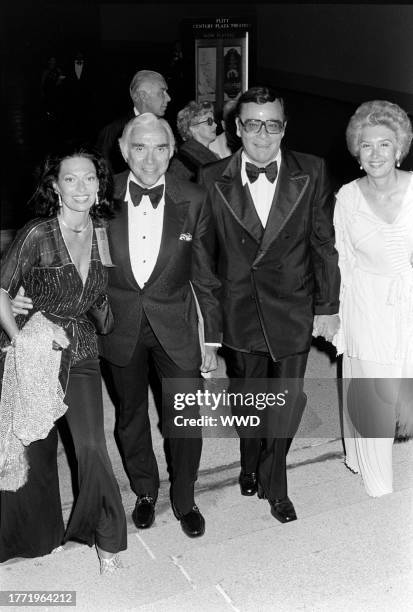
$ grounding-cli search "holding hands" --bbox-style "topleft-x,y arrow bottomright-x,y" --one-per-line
201,345 -> 218,373
313,314 -> 340,343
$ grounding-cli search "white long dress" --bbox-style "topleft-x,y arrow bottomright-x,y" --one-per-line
334,175 -> 413,497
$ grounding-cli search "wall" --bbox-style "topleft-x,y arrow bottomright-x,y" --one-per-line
257,3 -> 413,111
100,3 -> 255,42
2,2 -> 413,230
100,3 -> 413,111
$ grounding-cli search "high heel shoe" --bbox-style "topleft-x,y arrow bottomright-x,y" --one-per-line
99,554 -> 123,576
344,459 -> 360,474
96,546 -> 123,576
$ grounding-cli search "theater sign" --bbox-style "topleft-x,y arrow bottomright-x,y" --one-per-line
182,16 -> 254,113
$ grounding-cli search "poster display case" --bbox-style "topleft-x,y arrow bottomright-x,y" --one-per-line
183,17 -> 254,113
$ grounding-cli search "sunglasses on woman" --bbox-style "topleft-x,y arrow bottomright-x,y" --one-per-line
191,117 -> 215,127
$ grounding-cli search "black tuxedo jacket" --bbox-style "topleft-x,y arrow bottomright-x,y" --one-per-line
96,111 -> 134,174
63,61 -> 94,94
199,148 -> 340,361
168,139 -> 219,182
99,171 -> 222,369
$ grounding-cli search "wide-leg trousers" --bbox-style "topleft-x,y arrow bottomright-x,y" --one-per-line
0,358 -> 126,562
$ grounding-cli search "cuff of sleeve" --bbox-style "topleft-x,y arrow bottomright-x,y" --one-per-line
314,306 -> 339,315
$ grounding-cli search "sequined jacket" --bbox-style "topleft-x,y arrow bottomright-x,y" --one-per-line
0,217 -> 108,390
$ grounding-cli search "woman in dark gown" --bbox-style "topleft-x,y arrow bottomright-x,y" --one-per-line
0,145 -> 127,574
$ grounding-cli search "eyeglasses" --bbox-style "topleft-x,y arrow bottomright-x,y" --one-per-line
191,117 -> 215,127
238,118 -> 284,134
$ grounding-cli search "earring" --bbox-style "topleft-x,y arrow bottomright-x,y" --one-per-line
396,159 -> 401,168
57,192 -> 63,207
95,192 -> 99,207
359,163 -> 363,170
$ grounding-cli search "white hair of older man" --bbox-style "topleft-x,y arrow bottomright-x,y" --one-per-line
118,113 -> 175,158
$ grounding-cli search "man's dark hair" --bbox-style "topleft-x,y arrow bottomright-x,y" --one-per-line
236,86 -> 286,120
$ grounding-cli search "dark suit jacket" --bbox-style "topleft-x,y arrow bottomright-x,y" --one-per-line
60,60 -> 97,136
99,171 -> 222,369
199,148 -> 340,361
96,111 -> 134,174
168,139 -> 219,182
62,61 -> 95,102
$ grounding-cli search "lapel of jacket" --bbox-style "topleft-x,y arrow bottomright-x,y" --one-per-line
254,150 -> 310,262
112,171 -> 140,290
214,150 -> 263,243
144,173 -> 189,288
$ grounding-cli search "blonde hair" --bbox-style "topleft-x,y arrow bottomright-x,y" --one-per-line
346,100 -> 412,161
177,101 -> 215,141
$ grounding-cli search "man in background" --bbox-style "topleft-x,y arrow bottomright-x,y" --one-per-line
62,50 -> 96,140
96,70 -> 171,173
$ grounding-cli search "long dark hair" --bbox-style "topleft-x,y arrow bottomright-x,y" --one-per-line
29,144 -> 115,221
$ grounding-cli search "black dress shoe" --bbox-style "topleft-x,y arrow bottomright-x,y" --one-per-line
132,495 -> 156,529
268,496 -> 297,523
173,504 -> 205,538
239,470 -> 258,496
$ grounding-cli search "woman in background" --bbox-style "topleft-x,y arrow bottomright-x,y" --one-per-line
169,100 -> 218,181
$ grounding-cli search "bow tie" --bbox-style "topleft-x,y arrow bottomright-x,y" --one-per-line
129,181 -> 164,208
245,161 -> 278,184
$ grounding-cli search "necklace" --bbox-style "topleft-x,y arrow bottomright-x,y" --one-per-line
59,215 -> 91,234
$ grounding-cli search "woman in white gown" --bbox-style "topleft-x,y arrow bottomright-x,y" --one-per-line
334,100 -> 413,497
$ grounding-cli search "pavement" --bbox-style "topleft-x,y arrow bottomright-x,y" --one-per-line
1,346 -> 412,612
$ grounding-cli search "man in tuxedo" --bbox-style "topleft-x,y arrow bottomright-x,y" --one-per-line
199,86 -> 340,523
96,70 -> 171,173
62,50 -> 96,139
99,113 -> 221,537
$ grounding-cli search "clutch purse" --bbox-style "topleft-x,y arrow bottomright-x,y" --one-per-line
86,294 -> 114,335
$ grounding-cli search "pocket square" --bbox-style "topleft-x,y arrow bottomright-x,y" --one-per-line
179,233 -> 192,242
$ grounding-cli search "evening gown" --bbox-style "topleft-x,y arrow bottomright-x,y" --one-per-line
334,175 -> 413,496
0,217 -> 127,562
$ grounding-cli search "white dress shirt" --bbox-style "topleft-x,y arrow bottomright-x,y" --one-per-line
241,150 -> 282,228
126,173 -> 165,288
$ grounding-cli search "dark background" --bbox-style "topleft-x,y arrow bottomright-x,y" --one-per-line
2,1 -> 413,231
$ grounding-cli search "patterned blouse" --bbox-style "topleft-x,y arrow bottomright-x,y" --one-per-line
0,217 -> 109,384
